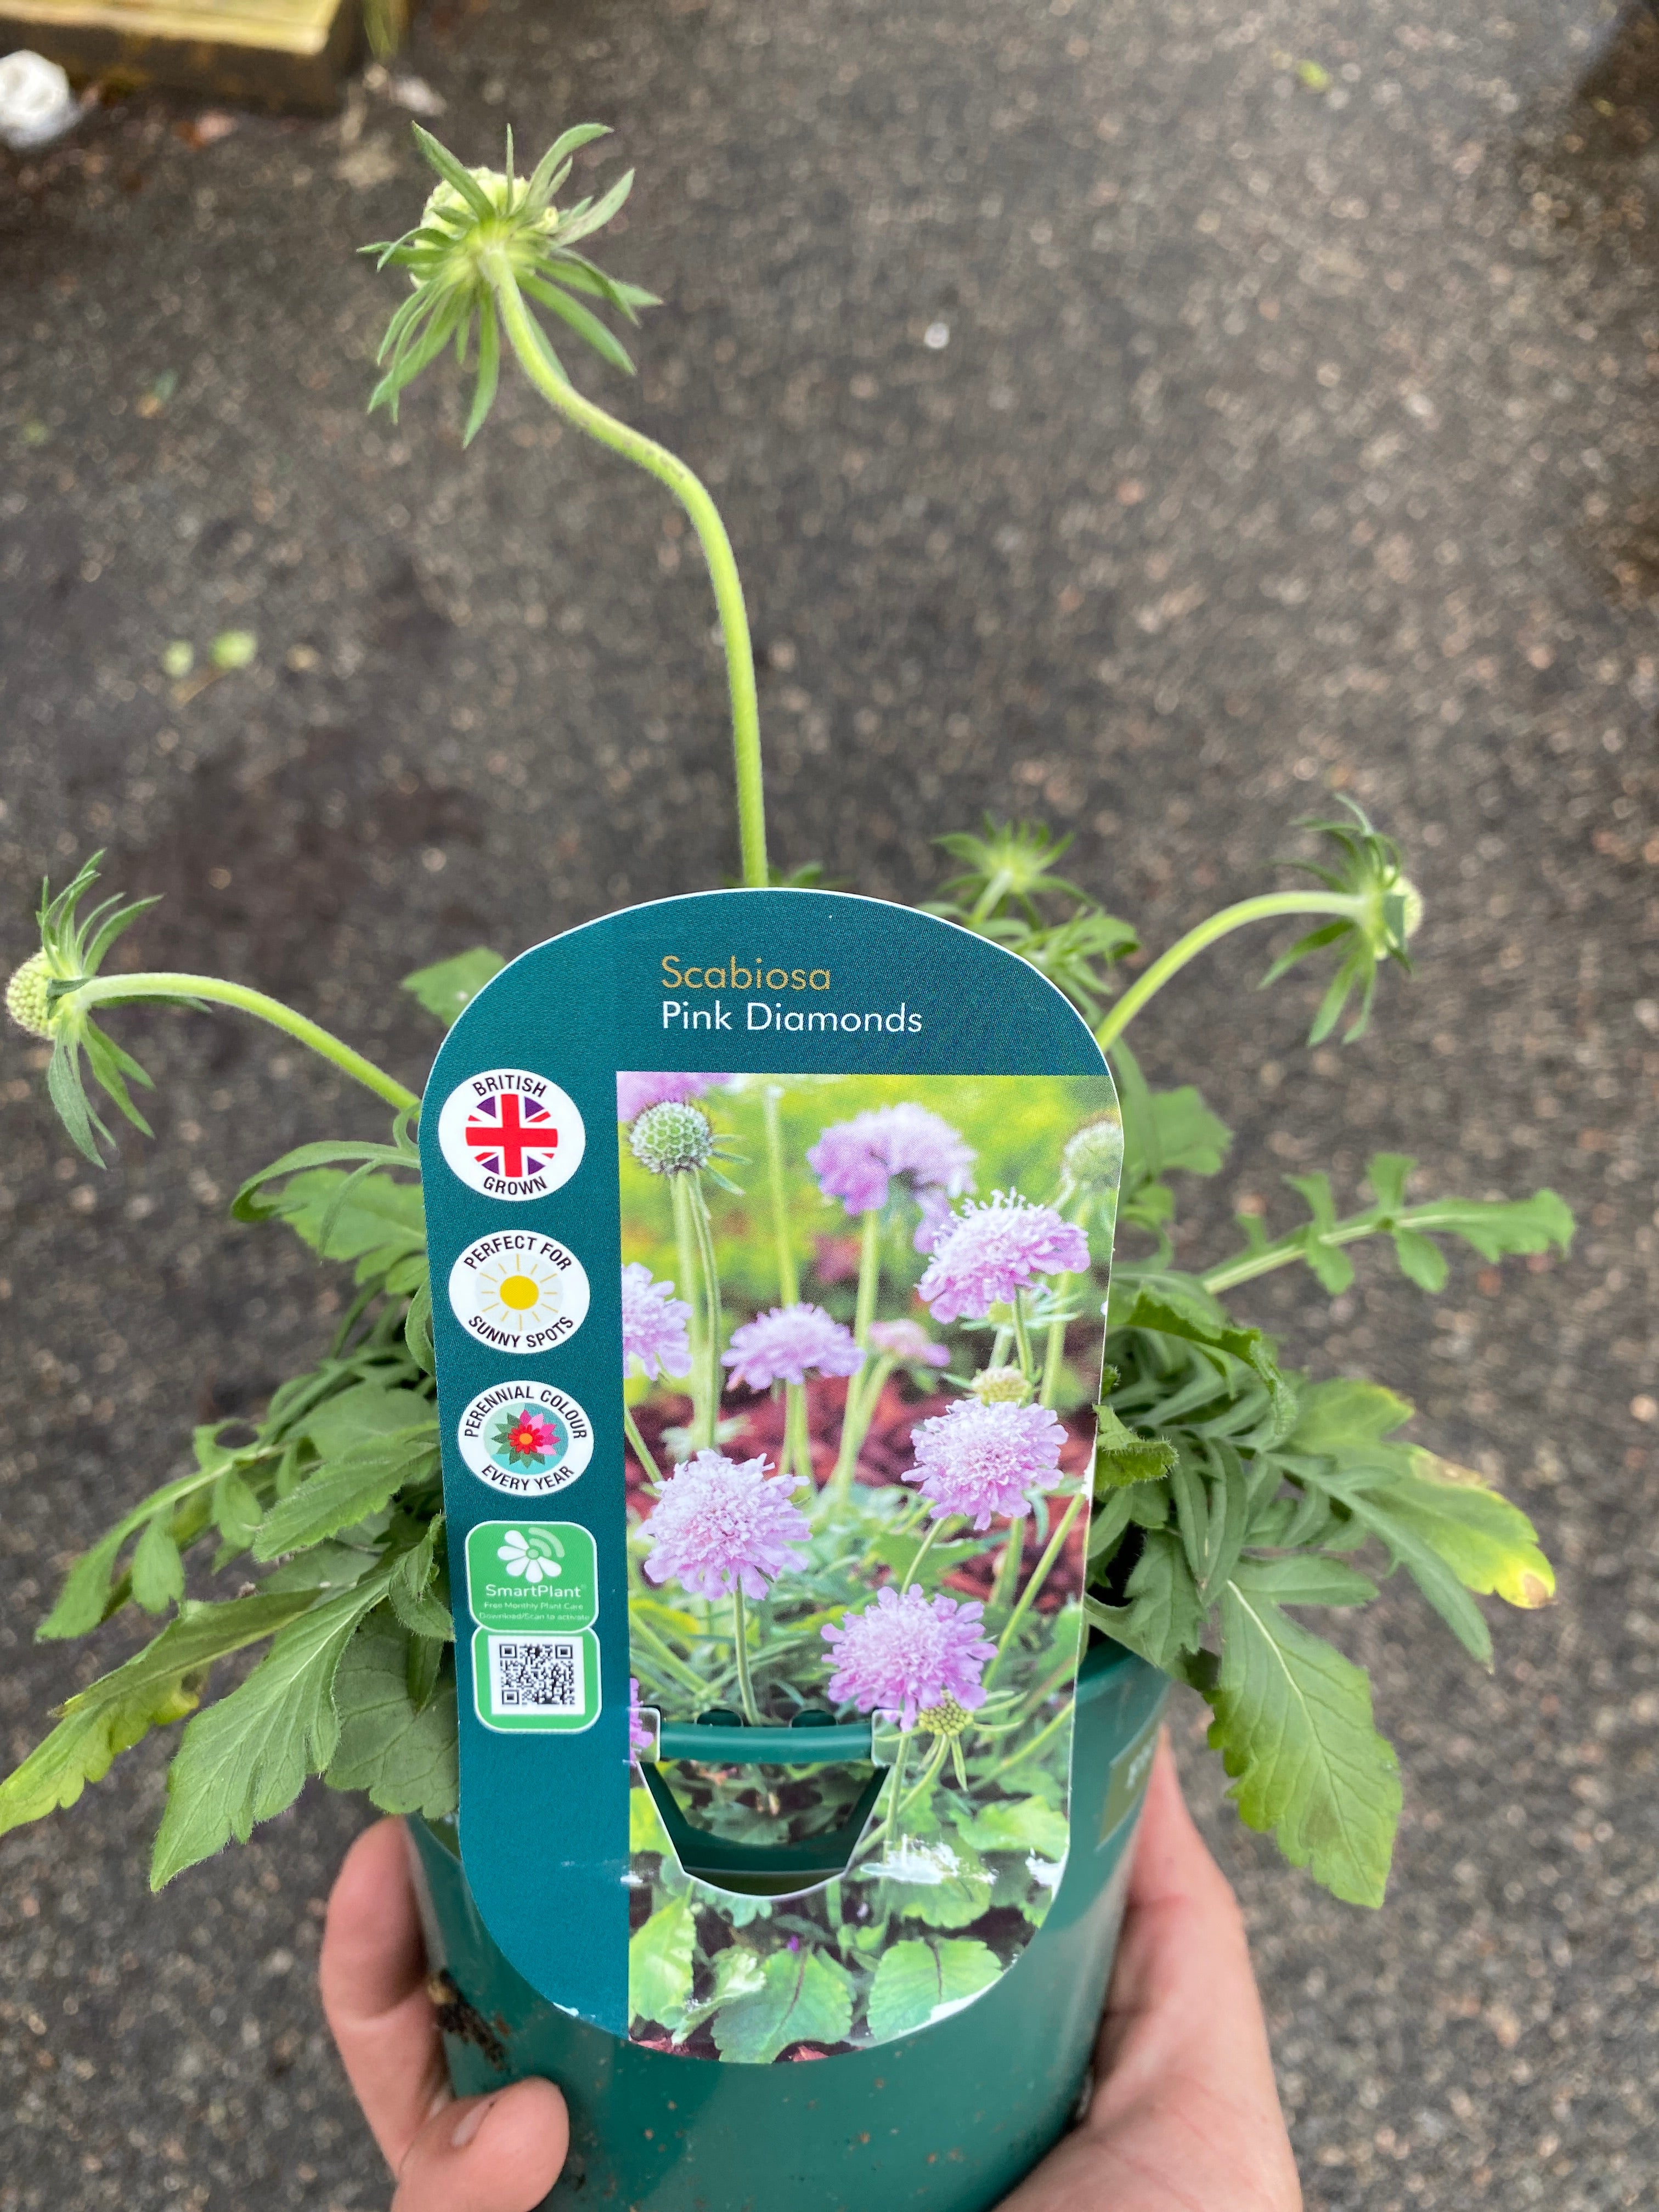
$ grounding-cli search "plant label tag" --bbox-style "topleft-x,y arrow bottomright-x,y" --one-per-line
422,889 -> 1122,2058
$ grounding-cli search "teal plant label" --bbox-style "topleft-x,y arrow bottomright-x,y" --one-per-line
421,889 -> 1121,2058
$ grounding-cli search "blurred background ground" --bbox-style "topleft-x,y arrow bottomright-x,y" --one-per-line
2,0 -> 1657,2203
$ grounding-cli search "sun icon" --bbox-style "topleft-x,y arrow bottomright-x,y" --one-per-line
450,1234 -> 591,1352
473,1251 -> 566,1336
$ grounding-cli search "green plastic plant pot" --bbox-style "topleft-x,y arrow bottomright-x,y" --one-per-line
407,1638 -> 1169,2212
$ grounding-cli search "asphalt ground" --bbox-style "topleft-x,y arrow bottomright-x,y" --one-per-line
2,0 -> 1657,2204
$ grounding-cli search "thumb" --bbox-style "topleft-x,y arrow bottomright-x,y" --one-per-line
391,2078 -> 569,2212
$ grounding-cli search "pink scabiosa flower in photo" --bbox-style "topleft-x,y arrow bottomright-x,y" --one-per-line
617,1070 -> 731,1124
722,1302 -> 862,1391
806,1102 -> 975,1240
907,1396 -> 1066,1530
917,1192 -> 1090,1324
822,1584 -> 996,1730
867,1318 -> 950,1370
641,1449 -> 809,1600
620,1261 -> 693,1380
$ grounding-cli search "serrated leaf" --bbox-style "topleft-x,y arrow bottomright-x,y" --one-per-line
710,1947 -> 853,2062
247,1169 -> 425,1283
866,1937 -> 1001,2041
1,1594 -> 319,1839
251,1429 -> 438,1560
628,1897 -> 696,2029
1229,1556 -> 1380,1607
150,1570 -> 393,1884
1116,1527 -> 1205,1669
388,1520 -> 453,1641
399,947 -> 506,1026
131,1515 -> 185,1613
324,1610 -> 458,1818
1206,1583 -> 1401,1908
1404,1188 -> 1575,1265
303,1383 -> 435,1455
1094,1406 -> 1178,1488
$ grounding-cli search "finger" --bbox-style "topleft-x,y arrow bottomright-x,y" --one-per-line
392,2079 -> 569,2212
319,1818 -> 449,2171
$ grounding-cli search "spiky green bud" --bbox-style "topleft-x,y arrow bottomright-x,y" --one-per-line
6,950 -> 54,1039
968,1364 -> 1031,1406
1062,1114 -> 1124,1194
630,1101 -> 715,1177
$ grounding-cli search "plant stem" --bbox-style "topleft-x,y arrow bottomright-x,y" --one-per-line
823,1353 -> 894,1510
670,1171 -> 704,1421
852,1208 -> 882,1346
627,1614 -> 709,1700
761,1085 -> 812,1486
1039,1302 -> 1068,1407
899,1512 -> 955,1593
492,268 -> 767,888
622,1403 -> 663,1486
989,1515 -> 1027,1618
1198,1198 -> 1487,1295
985,1490 -> 1085,1688
1012,1293 -> 1035,1385
687,1175 -> 725,1451
1093,892 -> 1359,1050
730,1586 -> 759,1724
72,974 -> 418,1113
878,1731 -> 910,1862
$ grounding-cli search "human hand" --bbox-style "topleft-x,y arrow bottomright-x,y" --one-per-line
996,1734 -> 1302,2211
319,1818 -> 568,2211
320,1740 -> 1297,2212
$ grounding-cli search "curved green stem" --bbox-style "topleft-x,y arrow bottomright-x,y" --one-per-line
1012,1293 -> 1035,1385
985,1489 -> 1085,1687
622,1403 -> 663,1486
899,1511 -> 955,1593
731,1585 -> 759,1725
989,1515 -> 1026,1618
1093,893 -> 1358,1050
72,974 -> 418,1113
492,268 -> 768,888
686,1175 -> 725,1453
852,1209 -> 882,1347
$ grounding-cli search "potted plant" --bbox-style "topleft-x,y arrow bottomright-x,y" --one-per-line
1,124 -> 1569,2210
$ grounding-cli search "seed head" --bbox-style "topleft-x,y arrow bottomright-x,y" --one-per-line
967,1364 -> 1032,1406
1062,1114 -> 1123,1195
5,950 -> 54,1039
629,1099 -> 715,1176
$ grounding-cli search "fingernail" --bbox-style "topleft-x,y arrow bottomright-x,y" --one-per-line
450,2096 -> 496,2151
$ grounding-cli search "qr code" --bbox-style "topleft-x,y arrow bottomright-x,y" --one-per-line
492,1638 -> 582,1712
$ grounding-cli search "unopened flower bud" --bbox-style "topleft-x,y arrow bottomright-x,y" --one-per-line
5,951 -> 55,1039
968,1364 -> 1031,1406
916,1694 -> 972,1740
1062,1114 -> 1123,1194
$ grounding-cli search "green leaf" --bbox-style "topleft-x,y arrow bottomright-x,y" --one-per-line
1288,1378 -> 1413,1460
36,1524 -> 129,1640
866,1937 -> 1002,2041
303,1383 -> 435,1455
710,1947 -> 853,2063
1111,1279 -> 1297,1443
1229,1556 -> 1380,1607
1,1593 -> 320,1839
1206,1583 -> 1401,1907
1390,1227 -> 1447,1292
388,1520 -> 454,1641
399,947 -> 506,1026
1094,1406 -> 1178,1488
1098,1527 -> 1205,1671
150,1570 -> 393,1884
251,1428 -> 438,1561
628,1897 -> 696,2029
955,1796 -> 1070,1860
324,1610 -> 458,1818
131,1515 -> 185,1613
244,1169 -> 425,1283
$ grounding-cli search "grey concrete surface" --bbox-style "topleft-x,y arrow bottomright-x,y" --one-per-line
2,0 -> 1656,2204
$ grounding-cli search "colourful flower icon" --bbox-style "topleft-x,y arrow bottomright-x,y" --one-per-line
492,1406 -> 561,1469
